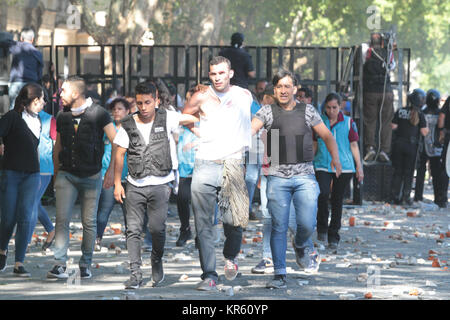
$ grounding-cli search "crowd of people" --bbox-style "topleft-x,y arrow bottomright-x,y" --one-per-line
0,30 -> 448,292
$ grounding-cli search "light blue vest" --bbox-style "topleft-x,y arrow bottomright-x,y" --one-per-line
38,111 -> 54,175
313,112 -> 356,173
101,122 -> 128,180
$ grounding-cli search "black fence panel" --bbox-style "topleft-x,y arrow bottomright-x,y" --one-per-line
128,45 -> 199,108
55,44 -> 126,108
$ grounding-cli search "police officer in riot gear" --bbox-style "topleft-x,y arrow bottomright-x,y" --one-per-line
414,89 -> 447,208
390,90 -> 428,205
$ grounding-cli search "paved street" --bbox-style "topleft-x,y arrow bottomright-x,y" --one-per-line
0,189 -> 449,301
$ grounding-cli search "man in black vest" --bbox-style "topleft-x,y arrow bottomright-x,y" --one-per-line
113,81 -> 197,289
251,69 -> 341,289
47,76 -> 117,280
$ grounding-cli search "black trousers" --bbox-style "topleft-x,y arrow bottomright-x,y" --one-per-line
125,183 -> 171,275
414,151 -> 448,205
391,141 -> 417,201
176,177 -> 192,231
315,171 -> 353,244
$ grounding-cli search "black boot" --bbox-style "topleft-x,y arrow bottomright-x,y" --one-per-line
176,227 -> 192,247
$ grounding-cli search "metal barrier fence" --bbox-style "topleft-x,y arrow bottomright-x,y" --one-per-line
1,44 -> 410,114
55,44 -> 126,107
0,43 -> 412,203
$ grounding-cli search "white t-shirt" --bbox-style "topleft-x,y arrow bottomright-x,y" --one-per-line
196,85 -> 252,160
114,110 -> 180,187
22,111 -> 41,139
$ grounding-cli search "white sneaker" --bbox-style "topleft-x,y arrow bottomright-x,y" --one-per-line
224,259 -> 238,281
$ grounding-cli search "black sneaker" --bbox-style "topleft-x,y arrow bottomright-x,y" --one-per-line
266,275 -> 287,289
47,265 -> 68,279
13,266 -> 31,277
151,258 -> 164,287
79,266 -> 92,279
328,242 -> 339,250
0,253 -> 6,272
176,228 -> 192,247
124,273 -> 143,289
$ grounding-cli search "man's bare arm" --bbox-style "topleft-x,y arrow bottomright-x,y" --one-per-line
113,145 -> 127,204
251,117 -> 264,136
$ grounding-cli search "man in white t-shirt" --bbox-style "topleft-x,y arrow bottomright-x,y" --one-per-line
113,81 -> 196,289
182,56 -> 253,291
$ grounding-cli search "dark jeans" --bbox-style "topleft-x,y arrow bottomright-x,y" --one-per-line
124,183 -> 171,275
0,170 -> 40,263
176,177 -> 192,231
315,171 -> 353,244
391,141 -> 417,201
29,174 -> 55,243
96,181 -> 127,240
363,91 -> 394,153
191,159 -> 243,282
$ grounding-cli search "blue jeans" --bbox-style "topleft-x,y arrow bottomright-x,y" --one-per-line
53,171 -> 102,268
29,174 -> 55,243
0,170 -> 40,263
245,154 -> 262,213
8,81 -> 28,110
191,159 -> 243,282
260,175 -> 297,260
267,174 -> 319,275
96,183 -> 127,240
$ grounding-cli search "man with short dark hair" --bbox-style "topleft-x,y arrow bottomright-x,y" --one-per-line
296,87 -> 313,105
219,33 -> 256,89
47,76 -> 117,280
0,28 -> 43,110
251,69 -> 341,289
113,81 -> 197,289
183,56 -> 253,291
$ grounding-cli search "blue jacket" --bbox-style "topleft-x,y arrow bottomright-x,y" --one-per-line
101,122 -> 128,180
38,111 -> 54,175
177,125 -> 198,178
314,112 -> 356,173
0,39 -> 43,83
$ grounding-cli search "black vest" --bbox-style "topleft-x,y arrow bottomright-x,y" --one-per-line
121,108 -> 172,179
267,103 -> 314,165
363,47 -> 392,93
58,104 -> 104,177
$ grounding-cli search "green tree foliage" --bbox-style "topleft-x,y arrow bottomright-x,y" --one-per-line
65,0 -> 449,93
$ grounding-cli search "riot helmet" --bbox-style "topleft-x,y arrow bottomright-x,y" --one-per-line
426,89 -> 441,109
408,88 -> 426,108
